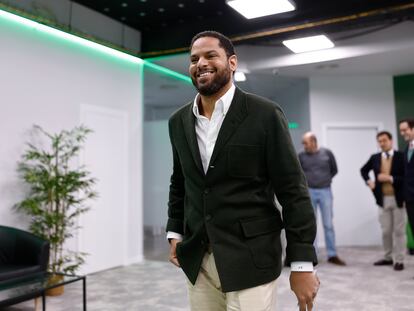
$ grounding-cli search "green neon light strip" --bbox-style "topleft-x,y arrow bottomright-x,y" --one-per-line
145,52 -> 187,62
0,8 -> 192,83
144,62 -> 192,84
144,54 -> 193,83
0,9 -> 142,65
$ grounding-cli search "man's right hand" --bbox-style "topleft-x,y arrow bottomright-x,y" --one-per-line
169,238 -> 181,267
367,180 -> 375,190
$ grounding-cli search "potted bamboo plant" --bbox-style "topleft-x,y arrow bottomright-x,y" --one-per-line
15,125 -> 97,295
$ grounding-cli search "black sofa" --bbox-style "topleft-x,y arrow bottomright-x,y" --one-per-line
0,225 -> 50,287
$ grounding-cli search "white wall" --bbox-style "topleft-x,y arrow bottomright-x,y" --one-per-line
143,121 -> 172,234
309,76 -> 397,247
310,76 -> 397,139
0,11 -> 143,269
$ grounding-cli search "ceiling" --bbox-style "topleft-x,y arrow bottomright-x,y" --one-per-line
73,0 -> 414,56
143,19 -> 414,78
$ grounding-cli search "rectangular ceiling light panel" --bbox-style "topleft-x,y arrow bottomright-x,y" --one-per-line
282,35 -> 335,53
226,0 -> 295,19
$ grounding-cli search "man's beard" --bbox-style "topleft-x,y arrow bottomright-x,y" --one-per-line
192,65 -> 231,96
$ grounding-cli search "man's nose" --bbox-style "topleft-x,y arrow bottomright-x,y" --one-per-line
197,57 -> 208,67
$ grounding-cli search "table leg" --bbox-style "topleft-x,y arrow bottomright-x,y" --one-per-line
83,277 -> 87,311
42,292 -> 46,311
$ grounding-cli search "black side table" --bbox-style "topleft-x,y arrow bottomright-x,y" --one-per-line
0,272 -> 87,311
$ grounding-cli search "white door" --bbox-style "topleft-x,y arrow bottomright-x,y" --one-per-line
321,124 -> 382,246
79,104 -> 128,274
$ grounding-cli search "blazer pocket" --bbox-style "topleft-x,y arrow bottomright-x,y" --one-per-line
240,216 -> 282,268
228,145 -> 262,178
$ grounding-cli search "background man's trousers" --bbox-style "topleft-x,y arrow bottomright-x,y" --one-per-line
309,187 -> 337,258
186,250 -> 277,311
379,196 -> 406,263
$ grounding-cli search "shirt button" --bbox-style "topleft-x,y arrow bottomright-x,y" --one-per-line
205,214 -> 212,221
204,188 -> 211,194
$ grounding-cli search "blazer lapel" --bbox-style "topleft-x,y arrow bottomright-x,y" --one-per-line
374,153 -> 381,172
404,146 -> 412,164
208,87 -> 248,169
181,104 -> 205,175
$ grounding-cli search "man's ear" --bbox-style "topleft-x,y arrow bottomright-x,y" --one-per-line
228,54 -> 238,72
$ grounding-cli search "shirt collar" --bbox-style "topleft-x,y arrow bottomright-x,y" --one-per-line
382,149 -> 394,157
192,84 -> 236,118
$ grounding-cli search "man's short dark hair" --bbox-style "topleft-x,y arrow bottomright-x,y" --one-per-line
190,31 -> 235,58
376,131 -> 392,140
399,118 -> 414,129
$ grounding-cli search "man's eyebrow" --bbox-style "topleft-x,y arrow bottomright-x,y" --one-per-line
191,49 -> 218,57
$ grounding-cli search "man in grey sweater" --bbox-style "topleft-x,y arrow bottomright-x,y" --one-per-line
299,132 -> 346,265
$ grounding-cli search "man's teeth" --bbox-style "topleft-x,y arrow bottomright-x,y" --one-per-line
199,72 -> 212,77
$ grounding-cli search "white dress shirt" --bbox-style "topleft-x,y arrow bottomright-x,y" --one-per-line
193,84 -> 235,173
167,84 -> 312,272
381,149 -> 394,158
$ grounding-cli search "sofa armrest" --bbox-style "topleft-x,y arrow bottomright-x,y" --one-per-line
15,231 -> 50,270
0,226 -> 49,271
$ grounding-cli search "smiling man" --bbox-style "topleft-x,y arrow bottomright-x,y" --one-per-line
166,31 -> 319,311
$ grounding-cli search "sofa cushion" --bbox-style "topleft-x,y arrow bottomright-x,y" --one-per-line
0,265 -> 41,282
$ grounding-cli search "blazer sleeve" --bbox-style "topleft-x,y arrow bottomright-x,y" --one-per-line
166,119 -> 185,234
360,155 -> 374,182
265,106 -> 317,265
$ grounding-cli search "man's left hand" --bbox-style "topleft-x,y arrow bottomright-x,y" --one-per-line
290,271 -> 320,311
377,173 -> 392,182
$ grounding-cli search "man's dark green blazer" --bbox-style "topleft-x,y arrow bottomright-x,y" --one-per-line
167,87 -> 317,292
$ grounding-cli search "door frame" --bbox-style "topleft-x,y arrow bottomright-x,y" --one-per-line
320,121 -> 384,246
78,104 -> 129,273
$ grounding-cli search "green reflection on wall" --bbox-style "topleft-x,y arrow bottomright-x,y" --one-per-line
0,7 -> 192,85
393,74 -> 414,150
0,8 -> 142,66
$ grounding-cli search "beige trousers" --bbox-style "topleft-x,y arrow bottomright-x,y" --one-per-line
379,196 -> 406,263
186,251 -> 277,311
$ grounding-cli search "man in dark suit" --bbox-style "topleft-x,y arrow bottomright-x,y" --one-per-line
360,131 -> 406,271
166,31 -> 319,311
399,119 -> 414,251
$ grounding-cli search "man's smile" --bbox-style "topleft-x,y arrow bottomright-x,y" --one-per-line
196,70 -> 215,78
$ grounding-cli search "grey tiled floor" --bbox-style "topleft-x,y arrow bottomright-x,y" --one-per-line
3,244 -> 414,311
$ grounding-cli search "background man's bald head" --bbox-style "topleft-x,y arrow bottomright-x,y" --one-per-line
302,132 -> 318,153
